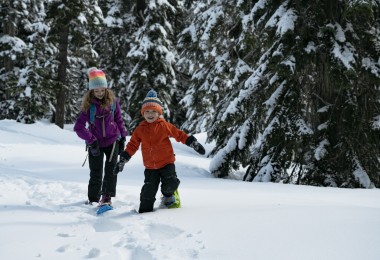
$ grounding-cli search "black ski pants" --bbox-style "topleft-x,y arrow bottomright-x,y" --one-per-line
139,163 -> 180,213
88,141 -> 119,202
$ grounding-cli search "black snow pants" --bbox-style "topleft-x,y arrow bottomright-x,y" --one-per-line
87,141 -> 119,202
138,163 -> 180,213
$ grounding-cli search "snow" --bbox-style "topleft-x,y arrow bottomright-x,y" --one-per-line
352,157 -> 372,189
265,1 -> 297,36
0,35 -> 27,53
314,139 -> 330,161
199,6 -> 224,50
330,23 -> 357,70
305,41 -> 316,53
253,155 -> 273,182
242,0 -> 268,32
1,119 -> 380,260
362,57 -> 380,77
281,55 -> 296,73
373,115 -> 380,129
332,41 -> 356,69
263,80 -> 285,119
334,23 -> 346,43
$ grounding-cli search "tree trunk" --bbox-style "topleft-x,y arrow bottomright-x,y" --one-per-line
3,0 -> 16,71
55,25 -> 69,129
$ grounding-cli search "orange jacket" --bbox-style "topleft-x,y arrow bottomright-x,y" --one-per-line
126,118 -> 189,169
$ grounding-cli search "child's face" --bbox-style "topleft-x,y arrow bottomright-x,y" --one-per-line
93,88 -> 106,99
143,110 -> 159,123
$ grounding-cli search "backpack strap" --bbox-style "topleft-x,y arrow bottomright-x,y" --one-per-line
89,103 -> 96,125
111,101 -> 116,119
89,101 -> 116,124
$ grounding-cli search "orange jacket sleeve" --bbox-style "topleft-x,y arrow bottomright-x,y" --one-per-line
165,121 -> 189,144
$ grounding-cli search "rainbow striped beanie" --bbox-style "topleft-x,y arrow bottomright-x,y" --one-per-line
141,89 -> 163,115
87,67 -> 107,90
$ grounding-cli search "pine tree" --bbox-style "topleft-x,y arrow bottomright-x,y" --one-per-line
296,0 -> 380,187
95,0 -> 137,129
181,0 -> 380,187
45,0 -> 104,128
125,0 -> 186,130
1,0 -> 103,125
201,0 -> 380,187
178,0 -> 235,133
15,0 -> 56,123
0,0 -> 33,121
178,0 -> 256,171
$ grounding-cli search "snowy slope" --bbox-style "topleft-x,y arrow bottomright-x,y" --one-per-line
0,119 -> 379,260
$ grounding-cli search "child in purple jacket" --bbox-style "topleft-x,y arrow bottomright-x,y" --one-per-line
74,67 -> 127,206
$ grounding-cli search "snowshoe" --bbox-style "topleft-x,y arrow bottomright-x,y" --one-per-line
162,189 -> 181,209
96,195 -> 113,215
96,203 -> 113,215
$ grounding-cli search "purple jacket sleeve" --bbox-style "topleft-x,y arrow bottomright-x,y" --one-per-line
73,111 -> 96,144
114,100 -> 127,138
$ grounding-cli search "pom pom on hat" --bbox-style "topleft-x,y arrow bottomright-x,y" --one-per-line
141,89 -> 163,115
87,67 -> 107,90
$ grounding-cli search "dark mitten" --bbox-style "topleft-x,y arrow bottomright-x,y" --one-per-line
186,135 -> 205,155
118,137 -> 126,155
113,151 -> 131,175
88,140 -> 100,156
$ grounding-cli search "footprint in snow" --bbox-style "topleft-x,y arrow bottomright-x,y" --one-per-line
93,219 -> 123,232
86,248 -> 101,258
56,244 -> 70,252
57,232 -> 75,238
147,223 -> 183,240
130,246 -> 154,260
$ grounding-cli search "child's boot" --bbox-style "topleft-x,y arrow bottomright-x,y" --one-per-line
99,194 -> 112,206
162,194 -> 176,206
162,189 -> 181,209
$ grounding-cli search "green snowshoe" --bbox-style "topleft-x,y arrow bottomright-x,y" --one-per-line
162,189 -> 181,209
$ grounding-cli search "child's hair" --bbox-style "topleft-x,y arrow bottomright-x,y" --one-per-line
81,89 -> 116,112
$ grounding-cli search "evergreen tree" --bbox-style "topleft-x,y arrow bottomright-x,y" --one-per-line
178,0 -> 255,169
16,0 -> 56,123
1,0 -> 103,125
201,0 -> 380,188
46,0 -> 104,128
125,0 -> 186,130
295,0 -> 380,187
178,0 -> 252,136
95,0 -> 137,130
0,0 -> 33,122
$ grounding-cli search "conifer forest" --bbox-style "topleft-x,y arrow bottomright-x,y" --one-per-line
1,0 -> 380,188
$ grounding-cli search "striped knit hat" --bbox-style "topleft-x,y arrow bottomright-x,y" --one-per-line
141,89 -> 163,115
87,67 -> 107,90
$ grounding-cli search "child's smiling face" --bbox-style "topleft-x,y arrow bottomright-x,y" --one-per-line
93,88 -> 106,99
143,109 -> 160,123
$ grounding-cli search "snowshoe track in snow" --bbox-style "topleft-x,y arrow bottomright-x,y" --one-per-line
0,174 -> 204,259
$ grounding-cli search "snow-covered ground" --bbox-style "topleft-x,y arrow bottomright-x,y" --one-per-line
0,119 -> 379,260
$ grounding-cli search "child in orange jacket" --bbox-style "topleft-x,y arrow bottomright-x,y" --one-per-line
114,89 -> 205,213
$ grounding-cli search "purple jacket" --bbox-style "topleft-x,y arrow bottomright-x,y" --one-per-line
74,99 -> 127,148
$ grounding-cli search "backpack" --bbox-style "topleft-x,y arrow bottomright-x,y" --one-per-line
89,101 -> 116,124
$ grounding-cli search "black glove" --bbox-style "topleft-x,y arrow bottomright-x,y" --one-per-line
118,137 -> 126,155
186,135 -> 205,155
88,140 -> 100,156
113,151 -> 131,175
